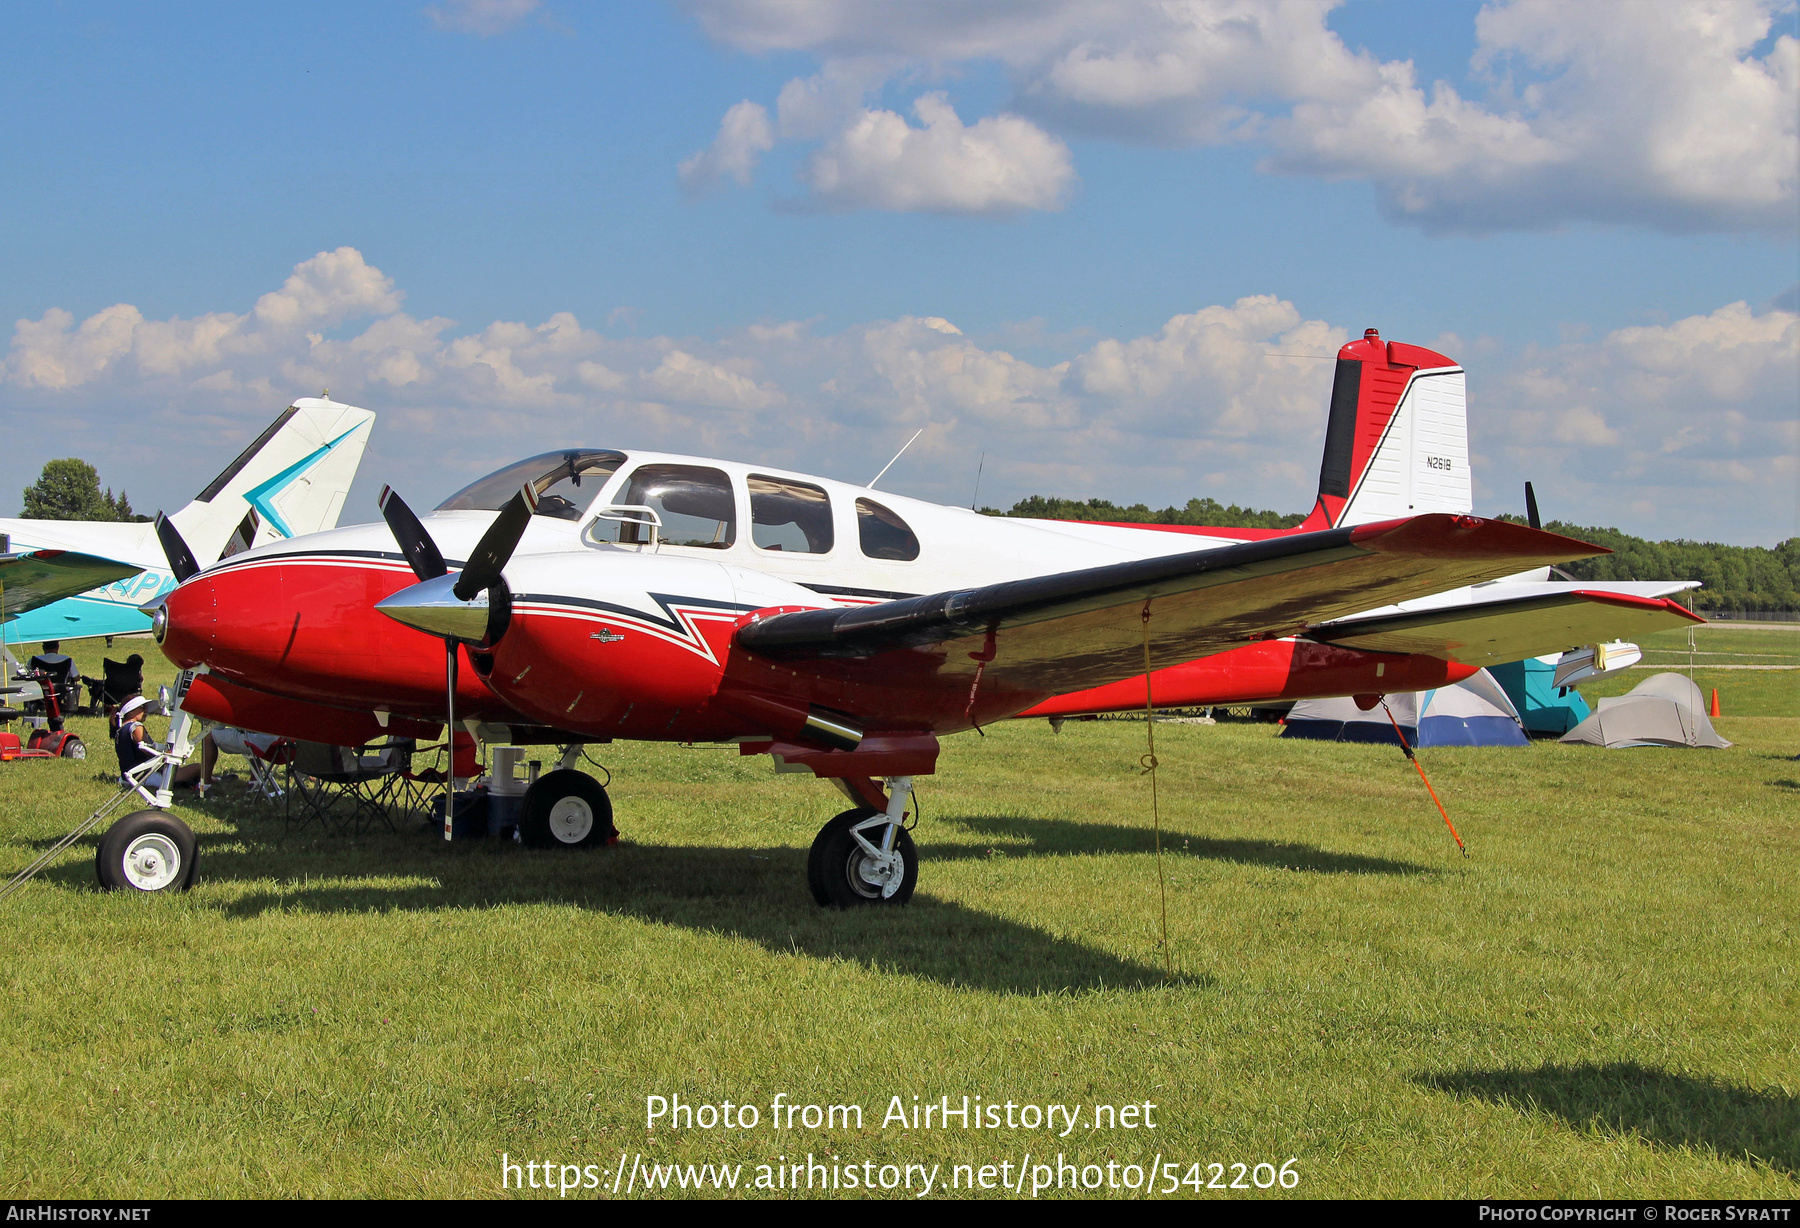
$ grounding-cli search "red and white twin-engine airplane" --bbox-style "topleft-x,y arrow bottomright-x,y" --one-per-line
152,330 -> 1700,904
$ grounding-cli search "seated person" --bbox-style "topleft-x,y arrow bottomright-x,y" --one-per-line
26,640 -> 79,712
28,640 -> 74,675
113,695 -> 205,790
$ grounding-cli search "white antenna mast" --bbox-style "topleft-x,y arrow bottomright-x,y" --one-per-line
867,428 -> 924,490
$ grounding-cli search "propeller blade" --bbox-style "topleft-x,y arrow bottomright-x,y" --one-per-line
153,514 -> 200,583
454,483 -> 538,602
378,486 -> 448,583
1524,481 -> 1541,532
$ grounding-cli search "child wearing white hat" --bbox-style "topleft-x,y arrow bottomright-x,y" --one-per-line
112,695 -> 204,790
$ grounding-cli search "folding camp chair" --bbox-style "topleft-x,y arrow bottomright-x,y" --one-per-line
244,736 -> 295,800
285,738 -> 422,834
83,655 -> 145,715
207,727 -> 294,801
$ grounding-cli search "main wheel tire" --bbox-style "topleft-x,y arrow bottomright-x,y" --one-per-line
807,808 -> 917,907
518,769 -> 615,849
60,736 -> 85,760
96,811 -> 198,893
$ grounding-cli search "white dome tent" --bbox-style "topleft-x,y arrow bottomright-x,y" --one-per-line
1558,672 -> 1731,749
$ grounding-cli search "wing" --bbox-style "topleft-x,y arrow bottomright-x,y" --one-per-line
0,549 -> 142,619
734,514 -> 1606,705
1310,587 -> 1703,666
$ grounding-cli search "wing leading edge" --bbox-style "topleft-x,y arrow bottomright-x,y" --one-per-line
735,514 -> 1608,699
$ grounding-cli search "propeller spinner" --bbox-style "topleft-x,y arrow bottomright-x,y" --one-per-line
375,483 -> 535,646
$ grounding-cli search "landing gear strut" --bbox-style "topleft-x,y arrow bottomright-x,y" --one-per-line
807,776 -> 917,907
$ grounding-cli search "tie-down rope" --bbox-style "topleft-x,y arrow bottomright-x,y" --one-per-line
1380,700 -> 1467,857
1140,603 -> 1173,977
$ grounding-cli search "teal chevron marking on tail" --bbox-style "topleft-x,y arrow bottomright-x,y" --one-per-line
242,424 -> 364,539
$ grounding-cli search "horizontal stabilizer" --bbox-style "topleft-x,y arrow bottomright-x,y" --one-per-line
0,549 -> 142,621
1312,588 -> 1702,666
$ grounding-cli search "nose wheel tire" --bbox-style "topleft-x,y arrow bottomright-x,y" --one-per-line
96,811 -> 198,893
518,769 -> 616,849
807,808 -> 917,907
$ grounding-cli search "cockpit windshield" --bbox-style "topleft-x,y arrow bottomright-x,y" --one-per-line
436,450 -> 627,521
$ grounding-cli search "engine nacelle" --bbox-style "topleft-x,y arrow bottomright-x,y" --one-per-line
474,551 -> 826,743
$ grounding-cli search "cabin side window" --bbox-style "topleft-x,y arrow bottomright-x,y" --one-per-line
595,464 -> 737,549
855,498 -> 919,562
750,475 -> 833,554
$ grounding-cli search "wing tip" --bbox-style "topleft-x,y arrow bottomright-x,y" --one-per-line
1349,513 -> 1611,561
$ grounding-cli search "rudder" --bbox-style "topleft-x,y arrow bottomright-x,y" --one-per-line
1301,329 -> 1469,530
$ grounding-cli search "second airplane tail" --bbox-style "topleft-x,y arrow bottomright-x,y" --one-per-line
166,397 -> 376,566
1299,329 -> 1470,530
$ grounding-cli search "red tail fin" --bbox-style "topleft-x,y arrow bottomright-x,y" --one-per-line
1301,329 -> 1469,530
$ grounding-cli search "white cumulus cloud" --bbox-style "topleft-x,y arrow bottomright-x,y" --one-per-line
1479,301 -> 1797,539
800,93 -> 1074,214
677,101 -> 776,194
424,0 -> 541,37
681,0 -> 1799,233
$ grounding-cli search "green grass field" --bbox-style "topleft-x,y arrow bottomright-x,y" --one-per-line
0,636 -> 1794,1199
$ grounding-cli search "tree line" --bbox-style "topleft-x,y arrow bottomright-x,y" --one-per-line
19,458 -> 152,523
1494,516 -> 1799,613
992,495 -> 1797,611
988,495 -> 1307,530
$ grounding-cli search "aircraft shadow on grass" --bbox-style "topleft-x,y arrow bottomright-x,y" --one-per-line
20,816 -> 1196,997
1421,1062 -> 1799,1175
926,813 -> 1431,877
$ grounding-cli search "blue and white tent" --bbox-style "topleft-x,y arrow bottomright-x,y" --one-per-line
1281,669 -> 1529,748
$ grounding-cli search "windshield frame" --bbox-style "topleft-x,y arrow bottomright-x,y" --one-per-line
435,450 -> 629,517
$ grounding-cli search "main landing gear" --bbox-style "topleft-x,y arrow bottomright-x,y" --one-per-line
807,776 -> 917,907
518,765 -> 617,850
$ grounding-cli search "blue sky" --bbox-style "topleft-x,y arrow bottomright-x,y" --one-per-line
2,1 -> 1795,544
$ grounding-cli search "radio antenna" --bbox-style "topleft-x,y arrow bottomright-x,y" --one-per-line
970,452 -> 985,510
868,428 -> 924,490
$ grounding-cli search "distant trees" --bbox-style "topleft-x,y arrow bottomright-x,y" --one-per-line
994,495 -> 1307,530
999,492 -> 1797,612
1498,517 -> 1798,613
20,458 -> 152,522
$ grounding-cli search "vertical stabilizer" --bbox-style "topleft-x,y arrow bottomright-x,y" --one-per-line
166,398 -> 376,565
1300,329 -> 1469,529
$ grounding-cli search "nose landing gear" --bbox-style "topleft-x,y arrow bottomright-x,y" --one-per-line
96,811 -> 198,893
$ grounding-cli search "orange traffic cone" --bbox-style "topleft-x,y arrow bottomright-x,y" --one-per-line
1709,688 -> 1721,717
